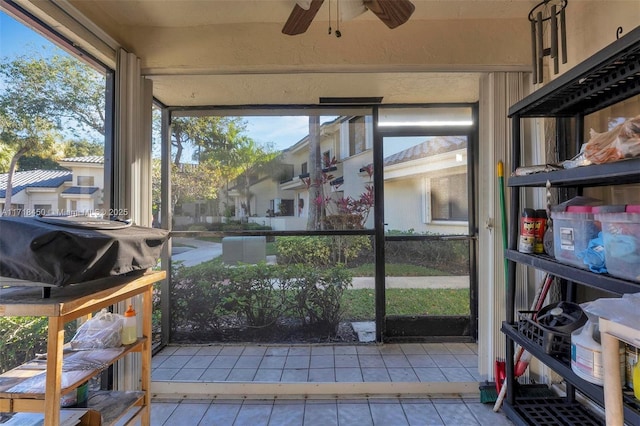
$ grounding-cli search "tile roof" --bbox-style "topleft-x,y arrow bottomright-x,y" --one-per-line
59,156 -> 104,164
62,186 -> 100,195
0,170 -> 72,198
384,136 -> 467,167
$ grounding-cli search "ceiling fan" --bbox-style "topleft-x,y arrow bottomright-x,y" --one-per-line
282,0 -> 416,36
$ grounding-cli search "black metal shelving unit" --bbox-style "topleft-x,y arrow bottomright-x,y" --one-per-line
503,25 -> 640,426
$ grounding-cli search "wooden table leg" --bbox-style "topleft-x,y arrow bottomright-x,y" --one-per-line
44,316 -> 64,426
602,331 -> 623,426
140,285 -> 153,425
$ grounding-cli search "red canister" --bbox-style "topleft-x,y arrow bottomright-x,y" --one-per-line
519,208 -> 536,253
534,210 -> 547,254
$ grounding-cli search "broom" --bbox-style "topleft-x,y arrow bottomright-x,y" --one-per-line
480,160 -> 509,404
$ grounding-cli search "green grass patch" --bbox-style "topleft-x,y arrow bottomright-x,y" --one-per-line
348,263 -> 449,277
341,288 -> 469,320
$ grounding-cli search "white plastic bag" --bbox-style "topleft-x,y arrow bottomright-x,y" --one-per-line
70,309 -> 124,350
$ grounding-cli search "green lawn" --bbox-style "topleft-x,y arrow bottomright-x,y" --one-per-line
341,288 -> 469,320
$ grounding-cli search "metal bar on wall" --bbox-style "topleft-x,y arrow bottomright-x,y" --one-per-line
536,11 -> 544,84
551,4 -> 559,74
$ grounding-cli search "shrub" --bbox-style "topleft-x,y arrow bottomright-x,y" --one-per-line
275,235 -> 370,267
169,262 -> 353,338
275,236 -> 331,266
222,263 -> 286,327
305,265 -> 352,333
0,317 -> 77,374
170,262 -> 227,333
0,317 -> 48,374
327,235 -> 370,266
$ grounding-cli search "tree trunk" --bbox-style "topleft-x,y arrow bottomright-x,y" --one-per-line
173,130 -> 184,166
243,172 -> 252,217
306,115 -> 322,230
3,148 -> 27,216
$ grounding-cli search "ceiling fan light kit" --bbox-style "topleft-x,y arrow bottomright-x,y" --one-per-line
282,0 -> 415,36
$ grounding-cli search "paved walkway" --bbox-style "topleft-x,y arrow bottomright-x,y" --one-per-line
353,276 -> 468,289
172,238 -> 222,267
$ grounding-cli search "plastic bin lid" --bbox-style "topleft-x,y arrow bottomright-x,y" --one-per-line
626,205 -> 640,213
566,205 -> 593,213
592,205 -> 626,214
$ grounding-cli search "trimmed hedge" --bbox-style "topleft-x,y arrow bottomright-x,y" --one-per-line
170,261 -> 353,339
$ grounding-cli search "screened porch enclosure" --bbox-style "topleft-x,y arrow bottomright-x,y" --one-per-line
156,105 -> 477,346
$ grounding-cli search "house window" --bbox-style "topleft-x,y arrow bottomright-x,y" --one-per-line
349,116 -> 367,156
279,164 -> 294,183
70,200 -> 77,211
322,150 -> 333,168
301,162 -> 307,175
3,203 -> 25,216
33,204 -> 52,215
77,176 -> 94,186
430,174 -> 468,221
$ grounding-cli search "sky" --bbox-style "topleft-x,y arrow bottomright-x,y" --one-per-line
1,11 -> 427,156
1,11 -> 54,58
0,11 -> 314,151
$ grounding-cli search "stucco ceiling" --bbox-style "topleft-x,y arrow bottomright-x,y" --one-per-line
35,0 -> 541,107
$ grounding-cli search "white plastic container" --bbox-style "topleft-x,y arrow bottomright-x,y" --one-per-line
626,345 -> 638,390
121,305 -> 137,345
571,320 -> 624,385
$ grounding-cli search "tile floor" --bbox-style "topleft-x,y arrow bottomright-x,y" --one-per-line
149,342 -> 514,425
148,397 -> 514,426
151,342 -> 482,383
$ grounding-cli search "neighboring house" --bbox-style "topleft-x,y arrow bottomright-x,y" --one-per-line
382,136 -> 468,235
0,170 -> 72,216
57,156 -> 105,215
0,156 -> 104,216
237,116 -> 468,235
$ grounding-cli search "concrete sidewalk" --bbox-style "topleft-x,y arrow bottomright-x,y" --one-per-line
172,237 -> 222,267
352,276 -> 469,289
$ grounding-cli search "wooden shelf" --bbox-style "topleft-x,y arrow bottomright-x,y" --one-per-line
0,271 -> 166,319
0,339 -> 146,400
87,390 -> 146,425
0,270 -> 166,426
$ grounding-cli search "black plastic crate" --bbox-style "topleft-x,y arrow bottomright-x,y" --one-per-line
506,397 -> 604,426
517,313 -> 571,359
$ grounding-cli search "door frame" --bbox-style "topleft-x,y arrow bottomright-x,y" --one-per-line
372,103 -> 479,342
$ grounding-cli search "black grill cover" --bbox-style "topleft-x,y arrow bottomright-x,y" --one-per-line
0,216 -> 168,286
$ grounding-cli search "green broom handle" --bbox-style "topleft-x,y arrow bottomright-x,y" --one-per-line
498,161 -> 508,287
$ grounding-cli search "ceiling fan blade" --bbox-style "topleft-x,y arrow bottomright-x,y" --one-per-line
282,0 -> 325,35
364,0 -> 415,29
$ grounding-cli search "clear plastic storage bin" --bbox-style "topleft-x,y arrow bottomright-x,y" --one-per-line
551,210 -> 600,269
596,212 -> 640,282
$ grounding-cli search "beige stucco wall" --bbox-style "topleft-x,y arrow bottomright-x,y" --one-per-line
557,1 -> 640,79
